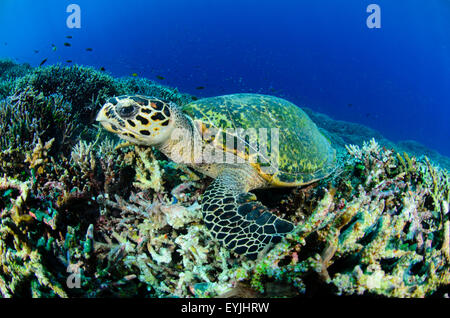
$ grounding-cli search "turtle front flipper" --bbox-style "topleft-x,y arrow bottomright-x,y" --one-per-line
201,171 -> 294,260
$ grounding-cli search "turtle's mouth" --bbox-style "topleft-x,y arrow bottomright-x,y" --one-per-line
96,118 -> 133,137
95,110 -> 120,133
96,109 -> 149,144
96,109 -> 129,135
96,121 -> 115,133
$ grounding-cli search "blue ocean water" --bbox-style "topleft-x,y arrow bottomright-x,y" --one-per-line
0,0 -> 449,156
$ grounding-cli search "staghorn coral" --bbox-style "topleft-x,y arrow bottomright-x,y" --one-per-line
1,60 -> 450,298
11,65 -> 195,128
0,128 -> 139,297
0,88 -> 78,158
0,77 -> 16,100
246,139 -> 450,297
0,59 -> 31,80
71,140 -> 97,179
0,59 -> 31,99
13,64 -> 120,124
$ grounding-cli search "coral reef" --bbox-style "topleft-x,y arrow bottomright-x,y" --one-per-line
253,139 -> 450,298
304,107 -> 450,171
0,175 -> 67,297
0,62 -> 449,298
0,88 -> 79,176
12,64 -> 196,125
0,59 -> 32,99
0,59 -> 31,80
13,64 -> 120,124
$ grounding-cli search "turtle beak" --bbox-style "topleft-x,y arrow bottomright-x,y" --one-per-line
96,107 -> 108,123
96,106 -> 119,133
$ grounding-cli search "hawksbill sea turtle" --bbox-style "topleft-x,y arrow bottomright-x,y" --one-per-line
96,93 -> 336,259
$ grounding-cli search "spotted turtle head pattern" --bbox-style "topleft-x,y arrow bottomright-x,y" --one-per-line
96,95 -> 175,145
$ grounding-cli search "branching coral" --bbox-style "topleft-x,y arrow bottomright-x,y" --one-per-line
25,138 -> 55,178
3,132 -> 448,298
0,88 -> 78,158
0,59 -> 31,79
128,146 -> 164,193
0,59 -> 31,99
71,140 -> 97,179
10,65 -> 194,127
0,177 -> 67,297
95,191 -> 236,297
13,65 -> 121,123
1,60 -> 449,298
247,139 -> 450,297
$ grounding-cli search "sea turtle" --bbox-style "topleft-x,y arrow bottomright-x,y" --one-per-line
96,93 -> 336,259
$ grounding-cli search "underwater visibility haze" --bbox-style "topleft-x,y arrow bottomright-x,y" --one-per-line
0,0 -> 449,299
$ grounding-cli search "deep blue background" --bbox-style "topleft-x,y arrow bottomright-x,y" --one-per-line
0,0 -> 449,156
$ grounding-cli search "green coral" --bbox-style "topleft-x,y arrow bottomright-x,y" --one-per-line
0,88 -> 79,157
11,65 -> 196,127
0,59 -> 31,79
13,65 -> 120,123
0,59 -> 32,99
0,177 -> 67,297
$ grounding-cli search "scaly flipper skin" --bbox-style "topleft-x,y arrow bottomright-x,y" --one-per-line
202,170 -> 294,260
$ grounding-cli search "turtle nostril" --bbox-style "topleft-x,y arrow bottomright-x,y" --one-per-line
117,105 -> 137,118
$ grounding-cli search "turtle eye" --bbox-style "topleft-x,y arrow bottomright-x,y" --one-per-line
116,104 -> 138,118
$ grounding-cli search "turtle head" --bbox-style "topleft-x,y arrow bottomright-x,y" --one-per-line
96,95 -> 176,146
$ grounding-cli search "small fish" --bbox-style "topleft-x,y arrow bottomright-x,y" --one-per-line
34,50 -> 39,53
51,44 -> 57,51
3,42 -> 7,45
66,35 -> 72,39
348,103 -> 353,107
39,58 -> 48,66
100,67 -> 106,71
64,42 -> 71,47
195,86 -> 205,90
131,73 -> 138,77
66,60 -> 73,63
156,75 -> 165,80
86,48 -> 93,52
